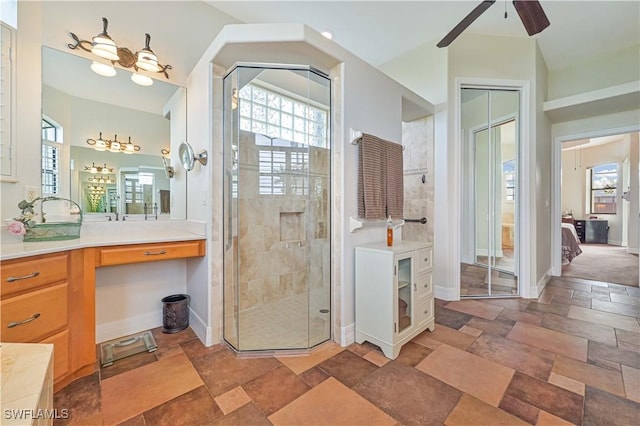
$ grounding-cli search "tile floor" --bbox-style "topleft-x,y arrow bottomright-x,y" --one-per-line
54,275 -> 640,425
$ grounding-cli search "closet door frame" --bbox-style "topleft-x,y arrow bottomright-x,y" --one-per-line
453,78 -> 533,300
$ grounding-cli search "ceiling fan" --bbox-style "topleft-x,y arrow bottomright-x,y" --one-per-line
437,0 -> 550,48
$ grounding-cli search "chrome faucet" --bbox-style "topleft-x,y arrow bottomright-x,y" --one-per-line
105,215 -> 112,221
114,212 -> 119,221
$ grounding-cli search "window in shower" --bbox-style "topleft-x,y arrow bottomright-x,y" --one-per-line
238,83 -> 328,148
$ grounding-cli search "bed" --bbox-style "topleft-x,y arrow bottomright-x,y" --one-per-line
562,222 -> 582,264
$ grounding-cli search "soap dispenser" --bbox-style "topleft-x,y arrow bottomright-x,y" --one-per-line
386,216 -> 393,247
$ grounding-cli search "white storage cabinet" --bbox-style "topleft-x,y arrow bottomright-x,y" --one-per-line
355,241 -> 434,359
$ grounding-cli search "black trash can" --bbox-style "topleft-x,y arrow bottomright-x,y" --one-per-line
161,294 -> 190,334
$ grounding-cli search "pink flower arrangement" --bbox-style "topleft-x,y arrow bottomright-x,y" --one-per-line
6,198 -> 40,236
7,220 -> 26,235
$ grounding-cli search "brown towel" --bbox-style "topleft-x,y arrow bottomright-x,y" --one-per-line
386,140 -> 404,218
357,133 -> 404,220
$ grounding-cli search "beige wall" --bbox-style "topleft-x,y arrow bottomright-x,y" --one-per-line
548,44 -> 640,100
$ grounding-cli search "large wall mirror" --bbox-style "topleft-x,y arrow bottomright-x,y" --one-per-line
41,47 -> 187,219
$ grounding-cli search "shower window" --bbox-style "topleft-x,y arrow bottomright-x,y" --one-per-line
238,83 -> 328,148
257,136 -> 310,196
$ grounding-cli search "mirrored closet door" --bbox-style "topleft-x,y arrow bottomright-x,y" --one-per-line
460,88 -> 520,297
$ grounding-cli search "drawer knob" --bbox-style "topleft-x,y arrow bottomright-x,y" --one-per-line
144,250 -> 167,256
424,258 -> 429,262
7,312 -> 41,328
424,283 -> 429,288
6,272 -> 40,282
424,309 -> 429,314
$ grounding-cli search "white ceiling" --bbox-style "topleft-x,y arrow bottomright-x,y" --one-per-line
207,0 -> 640,70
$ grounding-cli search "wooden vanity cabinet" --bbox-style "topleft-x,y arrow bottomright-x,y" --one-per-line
1,239 -> 205,391
1,251 -> 94,387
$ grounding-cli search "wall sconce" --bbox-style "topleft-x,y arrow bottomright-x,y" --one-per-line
160,149 -> 174,178
67,17 -> 172,86
84,162 -> 114,174
87,132 -> 140,154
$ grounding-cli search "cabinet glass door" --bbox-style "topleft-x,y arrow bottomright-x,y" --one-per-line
397,256 -> 412,333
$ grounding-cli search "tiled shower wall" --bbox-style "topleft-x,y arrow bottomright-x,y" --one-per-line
236,131 -> 330,309
402,116 -> 434,244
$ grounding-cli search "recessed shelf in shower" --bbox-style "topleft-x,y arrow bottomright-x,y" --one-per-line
280,211 -> 305,242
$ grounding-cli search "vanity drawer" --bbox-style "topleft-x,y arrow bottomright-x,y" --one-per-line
416,272 -> 433,297
41,329 -> 70,381
1,253 -> 69,297
416,247 -> 433,272
415,297 -> 434,325
1,283 -> 68,343
96,240 -> 206,266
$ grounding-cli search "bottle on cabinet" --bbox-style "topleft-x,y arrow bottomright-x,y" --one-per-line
386,216 -> 393,247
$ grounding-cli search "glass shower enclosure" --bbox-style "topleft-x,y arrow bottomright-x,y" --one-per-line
223,65 -> 332,351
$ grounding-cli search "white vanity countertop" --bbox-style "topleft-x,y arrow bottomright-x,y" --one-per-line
1,343 -> 54,426
0,220 -> 206,261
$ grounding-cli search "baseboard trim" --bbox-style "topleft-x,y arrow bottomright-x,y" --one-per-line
189,308 -> 213,346
628,247 -> 639,255
533,270 -> 552,298
435,285 -> 457,301
340,323 -> 355,347
96,311 -> 162,343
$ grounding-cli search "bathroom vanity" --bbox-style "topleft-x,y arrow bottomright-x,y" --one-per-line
355,241 -> 435,359
0,223 -> 205,390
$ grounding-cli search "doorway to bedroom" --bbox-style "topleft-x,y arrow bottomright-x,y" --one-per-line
559,132 -> 639,287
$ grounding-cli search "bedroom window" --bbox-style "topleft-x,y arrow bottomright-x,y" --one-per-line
590,163 -> 617,214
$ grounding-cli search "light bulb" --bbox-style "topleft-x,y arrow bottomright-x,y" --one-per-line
90,61 -> 116,77
131,72 -> 153,86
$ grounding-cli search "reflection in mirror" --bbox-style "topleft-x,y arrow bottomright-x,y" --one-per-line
41,47 -> 186,219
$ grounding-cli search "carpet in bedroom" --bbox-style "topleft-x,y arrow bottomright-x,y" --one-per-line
562,244 -> 639,287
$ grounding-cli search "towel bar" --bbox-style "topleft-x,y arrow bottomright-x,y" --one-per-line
403,217 -> 427,224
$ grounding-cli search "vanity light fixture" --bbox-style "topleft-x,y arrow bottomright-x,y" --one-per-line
67,17 -> 172,86
84,162 -> 115,174
90,17 -> 119,61
87,132 -> 141,154
88,176 -> 114,184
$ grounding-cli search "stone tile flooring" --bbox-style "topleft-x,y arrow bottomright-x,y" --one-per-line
53,276 -> 640,425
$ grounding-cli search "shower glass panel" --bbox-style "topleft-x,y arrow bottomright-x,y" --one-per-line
223,65 -> 331,351
460,88 -> 519,297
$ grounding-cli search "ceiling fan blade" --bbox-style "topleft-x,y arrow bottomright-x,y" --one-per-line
513,0 -> 550,36
437,0 -> 496,48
